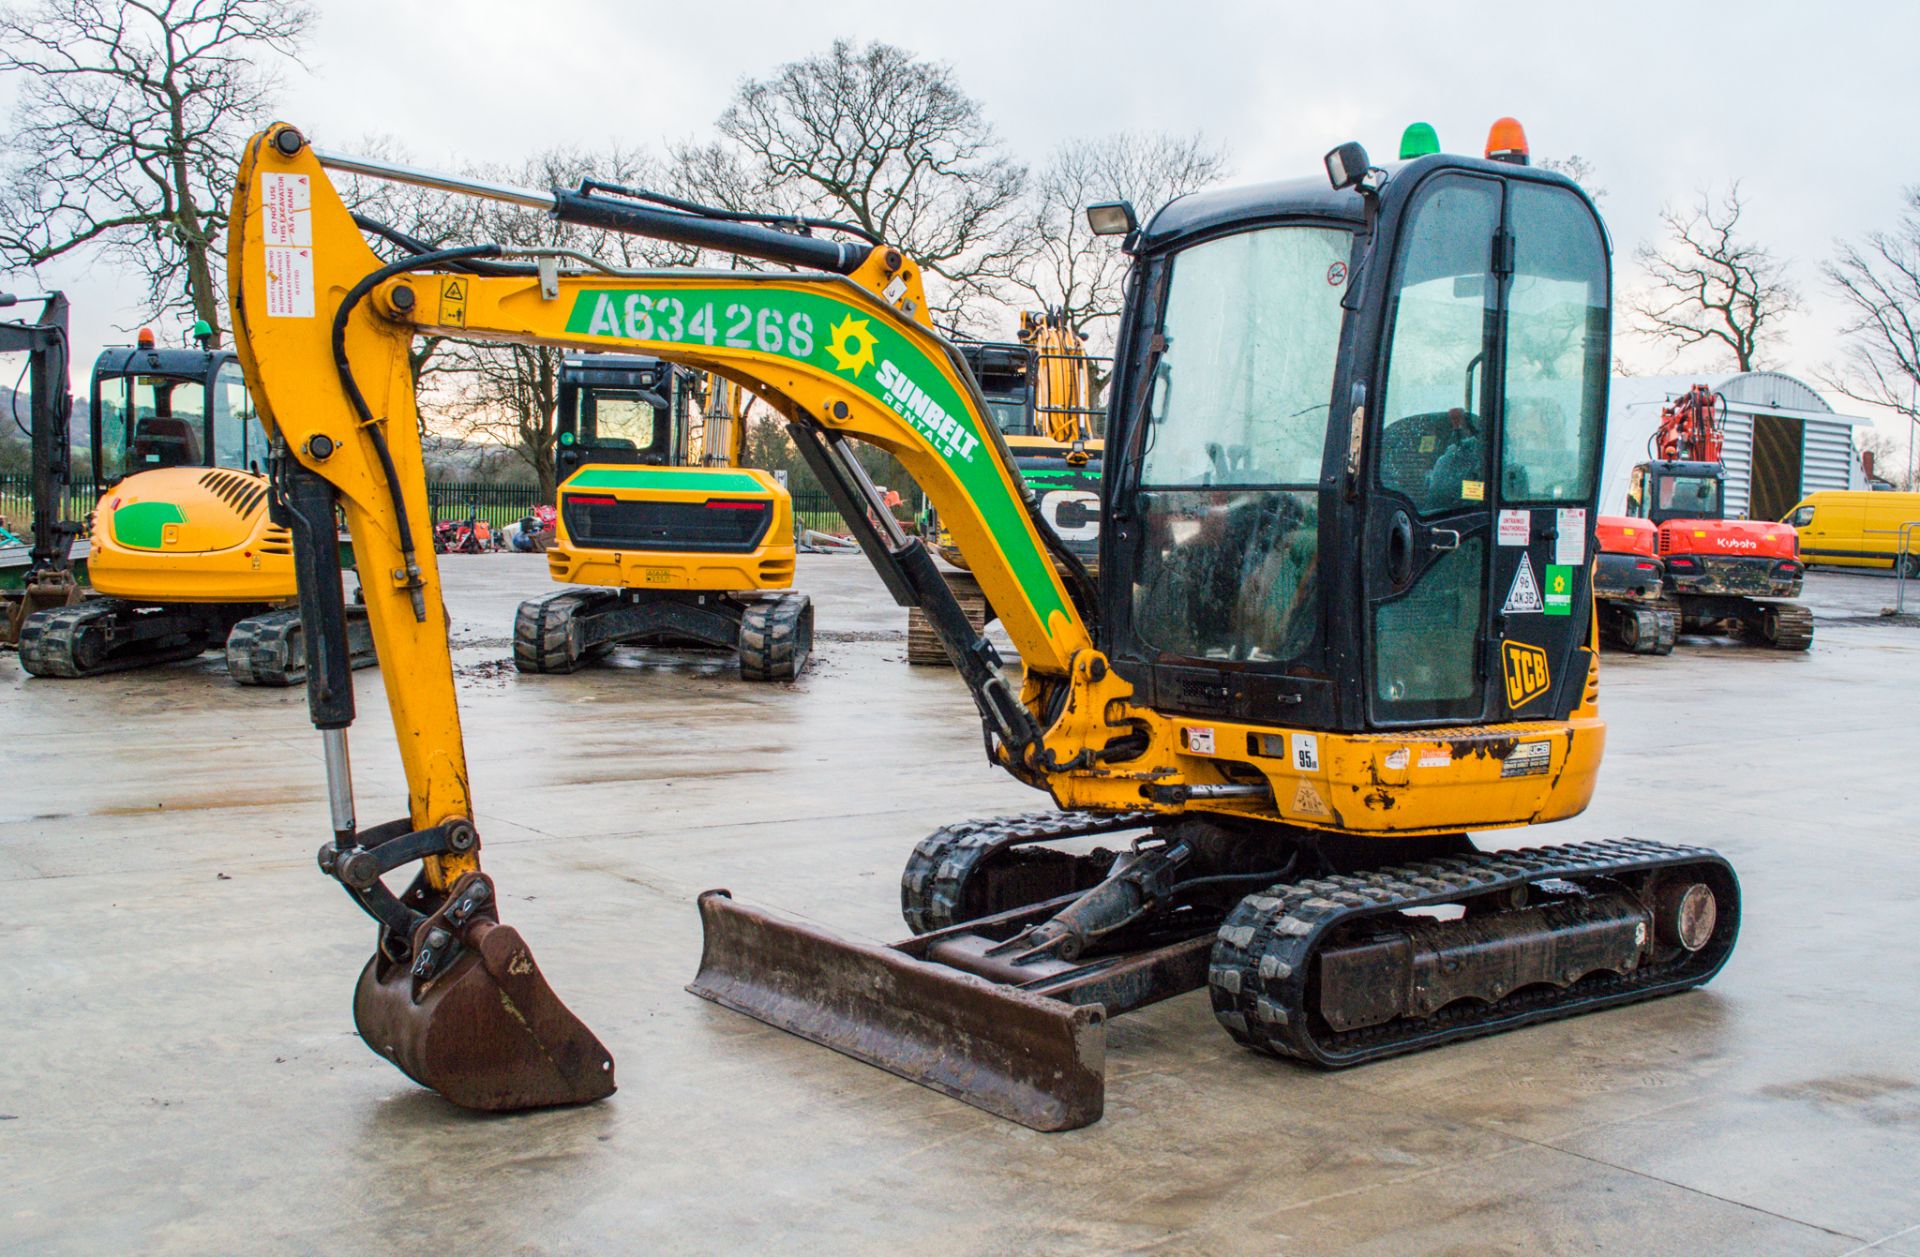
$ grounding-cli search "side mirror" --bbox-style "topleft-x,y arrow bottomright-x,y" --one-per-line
1324,141 -> 1372,191
1085,201 -> 1138,237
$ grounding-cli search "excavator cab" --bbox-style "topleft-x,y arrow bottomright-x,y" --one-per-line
1099,156 -> 1612,731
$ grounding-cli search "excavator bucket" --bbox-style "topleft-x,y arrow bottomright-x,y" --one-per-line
1,571 -> 82,648
353,918 -> 616,1111
687,890 -> 1108,1132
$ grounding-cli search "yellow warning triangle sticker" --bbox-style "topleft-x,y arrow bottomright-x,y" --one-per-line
1291,778 -> 1330,819
443,279 -> 465,301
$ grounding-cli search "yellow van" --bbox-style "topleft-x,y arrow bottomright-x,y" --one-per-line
1783,491 -> 1920,577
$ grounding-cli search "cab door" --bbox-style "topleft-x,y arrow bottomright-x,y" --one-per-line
1364,174 -> 1503,726
1363,174 -> 1611,727
1487,182 -> 1610,721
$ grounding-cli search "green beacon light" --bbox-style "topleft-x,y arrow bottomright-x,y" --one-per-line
559,430 -> 575,447
1399,122 -> 1441,160
191,318 -> 213,345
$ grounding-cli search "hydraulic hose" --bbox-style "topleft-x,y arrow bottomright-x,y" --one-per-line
328,242 -> 503,620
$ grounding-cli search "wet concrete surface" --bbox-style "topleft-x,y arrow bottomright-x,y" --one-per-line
2,557 -> 1917,1255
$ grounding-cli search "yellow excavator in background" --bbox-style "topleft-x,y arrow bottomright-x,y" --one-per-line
8,322 -> 373,684
512,352 -> 810,679
228,122 -> 1739,1127
907,309 -> 1105,663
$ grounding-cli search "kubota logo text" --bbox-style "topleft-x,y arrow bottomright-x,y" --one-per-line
1502,640 -> 1552,708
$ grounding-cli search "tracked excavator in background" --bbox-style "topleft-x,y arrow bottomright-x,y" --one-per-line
0,290 -> 86,643
229,120 -> 1739,1127
512,352 -> 811,678
1597,384 -> 1812,653
906,309 -> 1105,664
9,321 -> 375,683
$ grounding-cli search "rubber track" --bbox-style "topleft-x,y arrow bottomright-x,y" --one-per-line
900,810 -> 1158,935
224,606 -> 377,687
738,593 -> 813,681
1757,601 -> 1814,652
1208,837 -> 1738,1068
17,600 -> 208,678
513,589 -> 610,674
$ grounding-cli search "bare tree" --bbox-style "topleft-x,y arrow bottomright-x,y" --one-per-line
707,39 -> 1027,323
0,0 -> 311,344
1006,131 -> 1227,344
335,137 -> 489,405
430,147 -> 686,496
1540,154 -> 1607,203
1819,187 -> 1920,479
1629,183 -> 1799,371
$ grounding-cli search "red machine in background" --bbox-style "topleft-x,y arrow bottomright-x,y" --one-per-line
1595,385 -> 1812,653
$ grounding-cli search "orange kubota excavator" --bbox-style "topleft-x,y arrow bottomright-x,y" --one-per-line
1596,385 -> 1811,653
228,121 -> 1738,1129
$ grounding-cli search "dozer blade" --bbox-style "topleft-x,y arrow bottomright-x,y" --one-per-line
354,917 -> 616,1111
688,890 -> 1106,1132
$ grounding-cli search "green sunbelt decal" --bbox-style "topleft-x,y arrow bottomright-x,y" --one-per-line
566,286 -> 1070,636
565,467 -> 765,494
112,501 -> 186,549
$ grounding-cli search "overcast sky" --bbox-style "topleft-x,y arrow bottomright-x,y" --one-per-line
10,0 -> 1920,446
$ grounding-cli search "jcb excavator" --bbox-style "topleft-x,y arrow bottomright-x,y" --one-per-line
11,323 -> 374,684
513,352 -> 811,678
906,309 -> 1104,664
229,122 -> 1738,1128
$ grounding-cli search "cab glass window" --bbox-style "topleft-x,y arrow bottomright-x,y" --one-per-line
1659,474 -> 1720,517
106,374 -> 208,471
1374,178 -> 1500,516
584,389 -> 659,451
1130,225 -> 1349,665
211,360 -> 259,469
1786,505 -> 1813,527
1138,225 -> 1349,488
1499,185 -> 1608,502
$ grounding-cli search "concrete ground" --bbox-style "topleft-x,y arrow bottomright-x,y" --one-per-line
2,556 -> 1917,1256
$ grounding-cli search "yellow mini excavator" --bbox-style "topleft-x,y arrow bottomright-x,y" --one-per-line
229,123 -> 1737,1126
513,352 -> 811,678
11,322 -> 373,684
906,309 -> 1105,663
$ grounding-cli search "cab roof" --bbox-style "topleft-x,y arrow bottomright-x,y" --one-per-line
1137,153 -> 1587,252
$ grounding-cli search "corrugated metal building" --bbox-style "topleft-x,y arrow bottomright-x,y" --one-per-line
1598,371 -> 1869,521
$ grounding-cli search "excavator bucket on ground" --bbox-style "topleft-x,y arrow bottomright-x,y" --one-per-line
353,880 -> 615,1111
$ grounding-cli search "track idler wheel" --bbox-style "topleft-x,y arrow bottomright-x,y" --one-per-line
352,872 -> 615,1111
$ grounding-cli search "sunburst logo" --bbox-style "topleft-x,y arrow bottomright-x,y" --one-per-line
826,314 -> 877,377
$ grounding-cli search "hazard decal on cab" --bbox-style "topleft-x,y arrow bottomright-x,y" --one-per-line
1502,640 -> 1551,709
